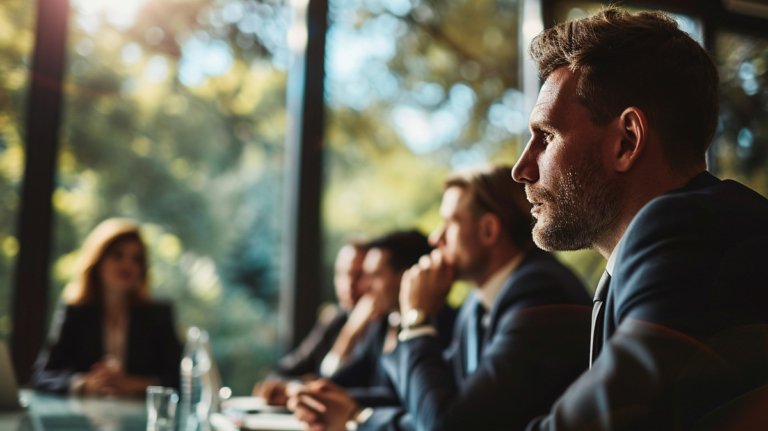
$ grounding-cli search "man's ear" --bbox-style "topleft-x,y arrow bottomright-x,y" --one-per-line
613,107 -> 649,173
478,213 -> 502,246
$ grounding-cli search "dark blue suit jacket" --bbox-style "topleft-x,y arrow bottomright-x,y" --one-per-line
529,172 -> 768,431
273,305 -> 348,379
362,249 -> 592,431
332,306 -> 458,408
32,302 -> 182,393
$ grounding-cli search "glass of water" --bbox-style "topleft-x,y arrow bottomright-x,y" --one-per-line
146,386 -> 179,431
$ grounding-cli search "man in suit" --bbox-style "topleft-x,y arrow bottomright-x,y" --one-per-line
253,242 -> 368,404
290,164 -> 592,431
512,8 -> 768,430
324,230 -> 455,408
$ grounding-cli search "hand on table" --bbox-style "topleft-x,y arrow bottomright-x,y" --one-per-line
287,379 -> 359,431
400,249 -> 454,318
253,379 -> 289,406
76,360 -> 154,397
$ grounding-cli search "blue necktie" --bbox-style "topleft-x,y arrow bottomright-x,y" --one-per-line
466,300 -> 486,374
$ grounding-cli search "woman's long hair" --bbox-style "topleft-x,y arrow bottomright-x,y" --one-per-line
62,218 -> 150,307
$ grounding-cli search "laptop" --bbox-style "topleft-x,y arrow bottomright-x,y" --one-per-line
0,341 -> 23,410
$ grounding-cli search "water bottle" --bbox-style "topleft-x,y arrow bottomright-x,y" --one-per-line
179,327 -> 222,431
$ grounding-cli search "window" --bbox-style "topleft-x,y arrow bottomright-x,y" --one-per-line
54,0 -> 290,394
322,0 -> 533,299
0,0 -> 35,343
713,31 -> 768,197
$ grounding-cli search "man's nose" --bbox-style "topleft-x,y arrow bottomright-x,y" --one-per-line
512,140 -> 539,184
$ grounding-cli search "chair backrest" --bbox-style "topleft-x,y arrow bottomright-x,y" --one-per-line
0,342 -> 21,409
693,383 -> 768,431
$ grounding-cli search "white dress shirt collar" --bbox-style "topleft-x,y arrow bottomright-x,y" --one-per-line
605,234 -> 626,277
477,251 -> 527,311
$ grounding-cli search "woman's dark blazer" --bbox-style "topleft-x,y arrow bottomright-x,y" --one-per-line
32,301 -> 182,393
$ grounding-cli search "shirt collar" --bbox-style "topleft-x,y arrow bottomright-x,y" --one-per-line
477,251 -> 527,310
605,234 -> 625,277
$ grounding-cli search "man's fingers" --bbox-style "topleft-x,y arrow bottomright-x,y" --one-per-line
293,405 -> 319,424
418,254 -> 432,269
298,393 -> 327,413
285,382 -> 305,397
430,248 -> 444,264
313,378 -> 335,391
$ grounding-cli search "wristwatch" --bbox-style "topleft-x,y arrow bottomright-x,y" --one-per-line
402,308 -> 428,329
346,407 -> 374,431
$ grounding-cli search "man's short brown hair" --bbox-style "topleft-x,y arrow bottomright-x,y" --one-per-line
529,7 -> 719,171
445,163 -> 533,247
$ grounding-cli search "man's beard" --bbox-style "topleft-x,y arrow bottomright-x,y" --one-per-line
525,156 -> 621,252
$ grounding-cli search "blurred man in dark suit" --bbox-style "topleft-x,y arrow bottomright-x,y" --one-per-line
512,8 -> 768,430
290,164 -> 592,431
253,242 -> 368,404
323,230 -> 455,408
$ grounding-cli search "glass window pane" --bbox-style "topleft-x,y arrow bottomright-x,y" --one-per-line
0,0 -> 35,343
712,31 -> 768,197
56,0 -> 289,394
323,0 -> 609,294
323,0 -> 522,297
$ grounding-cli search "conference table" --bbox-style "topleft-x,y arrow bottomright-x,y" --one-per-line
0,390 -> 302,431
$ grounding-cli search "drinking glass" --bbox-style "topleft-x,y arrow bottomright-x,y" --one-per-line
146,386 -> 179,431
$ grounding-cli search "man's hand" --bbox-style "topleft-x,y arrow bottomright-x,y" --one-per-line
327,293 -> 384,365
346,294 -> 385,334
253,379 -> 289,406
400,249 -> 454,317
287,379 -> 359,431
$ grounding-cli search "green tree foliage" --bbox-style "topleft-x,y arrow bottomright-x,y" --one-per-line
0,0 -> 34,342
322,0 -> 605,297
50,0 -> 292,394
714,32 -> 768,197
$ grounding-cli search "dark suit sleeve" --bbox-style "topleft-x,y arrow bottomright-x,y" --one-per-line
383,304 -> 591,431
275,308 -> 345,378
359,407 -> 415,431
331,321 -> 401,407
32,305 -> 82,393
529,196 -> 768,431
151,303 -> 183,389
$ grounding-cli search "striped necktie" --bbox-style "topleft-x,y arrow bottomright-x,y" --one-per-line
590,270 -> 611,368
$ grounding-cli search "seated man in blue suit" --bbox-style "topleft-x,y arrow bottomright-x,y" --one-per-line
511,8 -> 768,430
323,230 -> 456,408
289,164 -> 592,431
253,241 -> 369,405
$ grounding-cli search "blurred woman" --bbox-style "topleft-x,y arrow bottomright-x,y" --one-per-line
32,218 -> 182,397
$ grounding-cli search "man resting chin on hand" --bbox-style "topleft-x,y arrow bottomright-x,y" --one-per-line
289,164 -> 592,431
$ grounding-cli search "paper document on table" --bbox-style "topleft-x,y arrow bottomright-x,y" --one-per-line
242,413 -> 302,431
221,396 -> 289,413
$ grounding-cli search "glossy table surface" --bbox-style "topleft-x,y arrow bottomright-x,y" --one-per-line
0,391 -> 301,431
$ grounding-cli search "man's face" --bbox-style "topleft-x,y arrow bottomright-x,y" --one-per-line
429,186 -> 487,281
334,245 -> 366,311
359,248 -> 401,312
512,67 -> 621,251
